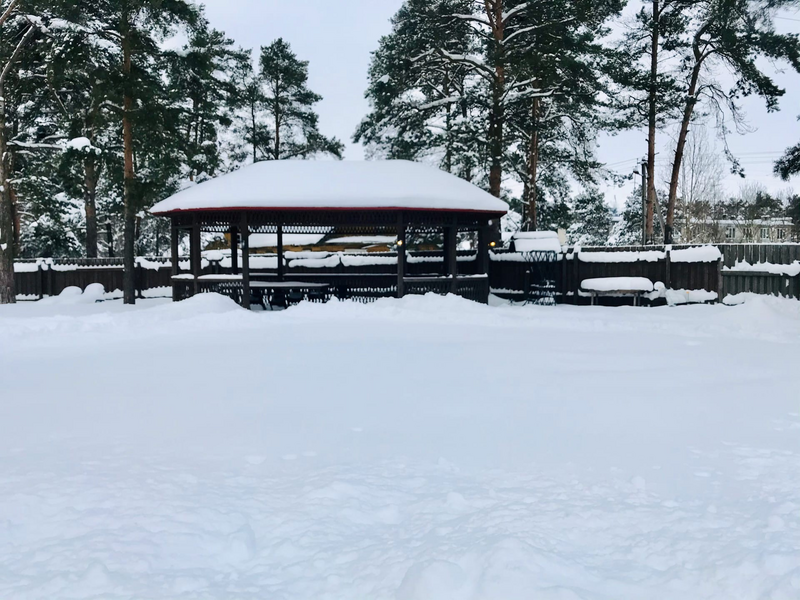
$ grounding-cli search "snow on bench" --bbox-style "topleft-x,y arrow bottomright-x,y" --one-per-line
580,277 -> 654,306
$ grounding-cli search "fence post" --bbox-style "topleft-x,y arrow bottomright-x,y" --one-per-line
717,259 -> 724,303
48,260 -> 55,297
135,260 -> 144,299
573,247 -> 580,305
37,262 -> 44,300
664,248 -> 671,289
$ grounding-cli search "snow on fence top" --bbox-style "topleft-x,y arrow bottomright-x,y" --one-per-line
724,259 -> 800,277
150,160 -> 509,215
578,250 -> 665,263
669,246 -> 722,263
576,245 -> 721,264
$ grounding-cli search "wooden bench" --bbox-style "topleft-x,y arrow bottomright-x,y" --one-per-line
580,277 -> 654,306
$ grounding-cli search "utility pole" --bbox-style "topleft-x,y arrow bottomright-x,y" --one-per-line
641,160 -> 647,246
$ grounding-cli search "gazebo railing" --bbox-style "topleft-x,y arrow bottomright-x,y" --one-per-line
404,275 -> 489,303
171,271 -> 490,306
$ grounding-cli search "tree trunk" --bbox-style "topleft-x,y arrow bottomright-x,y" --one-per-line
122,26 -> 137,305
665,60 -> 702,244
273,99 -> 281,160
10,184 -> 19,251
525,96 -> 540,231
645,0 -> 660,244
250,99 -> 258,163
85,153 -> 99,258
486,0 -> 505,241
444,99 -> 453,173
0,93 -> 14,304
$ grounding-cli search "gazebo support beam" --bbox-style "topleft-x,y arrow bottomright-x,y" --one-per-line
240,214 -> 250,309
446,224 -> 458,293
190,215 -> 201,296
478,224 -> 490,275
170,219 -> 180,302
397,217 -> 406,298
277,224 -> 284,281
231,226 -> 239,274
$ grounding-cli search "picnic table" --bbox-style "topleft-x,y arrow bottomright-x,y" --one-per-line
249,280 -> 330,310
580,277 -> 654,306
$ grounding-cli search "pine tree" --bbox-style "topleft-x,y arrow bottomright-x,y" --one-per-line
613,0 -> 686,243
775,136 -> 800,181
101,0 -> 198,304
354,0 -> 482,180
45,8 -> 119,258
257,38 -> 343,161
0,0 -> 90,302
608,187 -> 645,245
504,0 -> 622,230
567,190 -> 613,245
663,0 -> 800,243
230,63 -> 271,164
165,18 -> 250,182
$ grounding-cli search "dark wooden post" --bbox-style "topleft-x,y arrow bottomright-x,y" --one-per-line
442,225 -> 450,277
665,247 -> 671,290
135,261 -> 144,299
240,213 -> 250,309
190,215 -> 201,296
230,226 -> 239,274
446,225 -> 458,293
170,221 -> 180,302
478,225 -> 490,274
277,224 -> 285,281
397,215 -> 406,298
37,262 -> 44,300
170,221 -> 179,277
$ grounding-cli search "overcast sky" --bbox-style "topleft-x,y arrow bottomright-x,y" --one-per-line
199,0 -> 800,208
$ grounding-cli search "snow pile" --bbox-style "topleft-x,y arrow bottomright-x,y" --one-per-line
0,295 -> 798,599
724,259 -> 800,277
38,284 -> 106,305
581,277 -> 654,292
150,160 -> 508,215
664,288 -> 718,304
644,284 -> 718,305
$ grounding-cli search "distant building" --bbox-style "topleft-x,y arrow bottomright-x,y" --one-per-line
715,218 -> 795,243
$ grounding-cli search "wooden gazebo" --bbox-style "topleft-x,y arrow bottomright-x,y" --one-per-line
150,160 -> 508,307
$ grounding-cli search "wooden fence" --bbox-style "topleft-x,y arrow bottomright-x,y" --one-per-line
14,258 -> 175,299
13,243 -> 800,303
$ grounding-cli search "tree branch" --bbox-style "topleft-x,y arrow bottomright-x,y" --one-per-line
0,24 -> 35,88
0,0 -> 20,29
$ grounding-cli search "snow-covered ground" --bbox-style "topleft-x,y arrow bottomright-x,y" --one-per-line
1,293 -> 798,599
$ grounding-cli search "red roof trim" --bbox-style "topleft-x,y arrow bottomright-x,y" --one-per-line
150,205 -> 507,217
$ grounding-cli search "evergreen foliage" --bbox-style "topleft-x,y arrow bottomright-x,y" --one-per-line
567,190 -> 613,245
232,38 -> 343,163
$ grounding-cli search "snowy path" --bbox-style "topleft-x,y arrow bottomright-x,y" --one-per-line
0,294 -> 798,599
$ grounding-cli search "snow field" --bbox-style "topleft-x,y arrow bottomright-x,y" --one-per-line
0,293 -> 798,599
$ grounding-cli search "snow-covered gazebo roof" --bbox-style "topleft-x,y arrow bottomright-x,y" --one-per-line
150,160 -> 508,215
